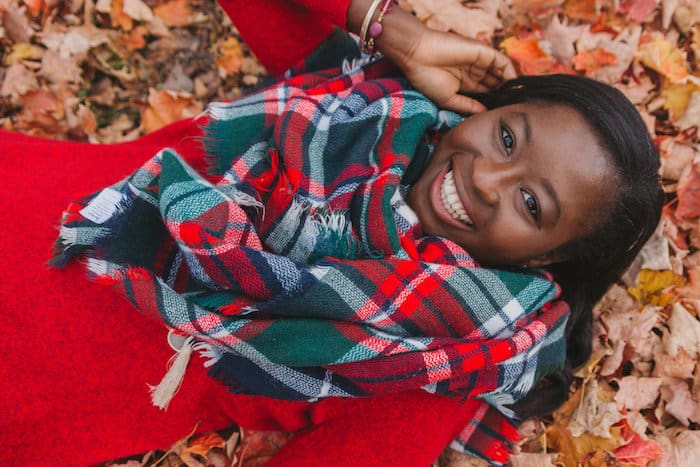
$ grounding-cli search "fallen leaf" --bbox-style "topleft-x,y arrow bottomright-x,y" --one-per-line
636,32 -> 690,83
660,378 -> 700,426
500,36 -> 574,75
153,0 -> 195,27
4,42 -> 44,65
15,88 -> 65,134
122,0 -> 152,22
659,139 -> 698,181
216,37 -> 243,78
543,15 -> 586,66
401,0 -> 502,42
619,0 -> 660,23
0,62 -> 39,98
676,160 -> 700,220
562,0 -> 599,22
677,91 -> 700,131
236,429 -> 292,467
671,0 -> 700,34
661,82 -> 700,120
614,376 -> 663,411
568,379 -> 623,438
545,422 -> 623,467
509,452 -> 557,466
612,418 -> 664,465
110,0 -> 133,30
652,347 -> 696,379
140,88 -> 203,133
663,302 -> 700,357
650,427 -> 700,466
572,47 -> 617,76
627,268 -> 686,305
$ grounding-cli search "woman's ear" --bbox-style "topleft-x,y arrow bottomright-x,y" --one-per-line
523,250 -> 566,268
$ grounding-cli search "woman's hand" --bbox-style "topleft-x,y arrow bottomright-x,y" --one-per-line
347,0 -> 516,114
393,27 -> 517,114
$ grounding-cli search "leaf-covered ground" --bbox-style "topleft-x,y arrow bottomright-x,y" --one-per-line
2,0 -> 700,465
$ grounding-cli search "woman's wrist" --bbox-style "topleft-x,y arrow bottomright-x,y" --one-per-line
346,0 -> 424,69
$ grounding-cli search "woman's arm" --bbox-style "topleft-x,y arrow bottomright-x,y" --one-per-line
346,0 -> 516,113
218,0 -> 515,112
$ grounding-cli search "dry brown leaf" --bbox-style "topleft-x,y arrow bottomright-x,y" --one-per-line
153,0 -> 195,27
140,88 -> 202,133
614,376 -> 663,411
676,160 -> 700,220
0,62 -> 39,98
400,0 -> 502,42
568,379 -> 623,438
122,0 -> 151,22
509,452 -> 557,466
562,0 -> 599,22
619,0 -> 660,23
660,139 -> 697,181
650,427 -> 700,466
663,303 -> 700,357
545,422 -> 623,467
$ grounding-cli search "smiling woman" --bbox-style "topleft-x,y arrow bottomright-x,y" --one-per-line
0,0 -> 664,466
410,101 -> 612,267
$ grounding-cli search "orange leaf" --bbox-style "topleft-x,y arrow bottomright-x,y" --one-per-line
572,48 -> 617,76
153,0 -> 194,27
216,37 -> 244,77
180,432 -> 226,458
110,0 -> 133,30
562,0 -> 599,22
140,89 -> 203,133
124,25 -> 148,52
500,37 -> 574,75
16,88 -> 64,134
22,0 -> 42,16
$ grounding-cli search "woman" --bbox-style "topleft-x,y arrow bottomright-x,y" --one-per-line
0,0 -> 662,465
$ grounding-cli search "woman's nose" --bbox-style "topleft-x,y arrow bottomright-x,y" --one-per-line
471,156 -> 514,206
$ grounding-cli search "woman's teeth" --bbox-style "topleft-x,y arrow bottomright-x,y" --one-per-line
440,170 -> 473,225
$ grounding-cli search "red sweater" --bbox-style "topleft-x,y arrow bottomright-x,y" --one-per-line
0,2 -> 499,466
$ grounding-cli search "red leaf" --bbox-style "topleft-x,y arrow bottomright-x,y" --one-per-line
613,419 -> 664,465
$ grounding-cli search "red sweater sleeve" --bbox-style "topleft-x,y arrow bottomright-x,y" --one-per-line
216,0 -> 352,74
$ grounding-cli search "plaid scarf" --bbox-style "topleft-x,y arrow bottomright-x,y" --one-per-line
54,32 -> 569,465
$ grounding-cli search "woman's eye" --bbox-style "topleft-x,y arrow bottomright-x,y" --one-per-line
521,189 -> 539,222
501,124 -> 515,155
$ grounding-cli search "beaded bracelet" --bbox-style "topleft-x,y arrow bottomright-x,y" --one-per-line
360,0 -> 395,56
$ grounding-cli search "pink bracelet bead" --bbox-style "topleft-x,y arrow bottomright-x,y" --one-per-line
369,21 -> 383,38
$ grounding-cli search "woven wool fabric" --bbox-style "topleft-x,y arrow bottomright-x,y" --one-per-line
54,33 -> 569,465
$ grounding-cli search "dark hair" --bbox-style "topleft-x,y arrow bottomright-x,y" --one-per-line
473,74 -> 664,419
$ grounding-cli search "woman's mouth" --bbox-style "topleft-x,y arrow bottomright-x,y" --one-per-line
439,169 -> 473,226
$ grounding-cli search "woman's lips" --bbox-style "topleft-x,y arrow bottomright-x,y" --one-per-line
429,161 -> 474,229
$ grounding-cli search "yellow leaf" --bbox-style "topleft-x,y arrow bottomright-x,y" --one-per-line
627,269 -> 686,306
216,37 -> 244,77
661,82 -> 700,120
4,43 -> 44,65
546,423 -> 624,467
636,33 -> 689,83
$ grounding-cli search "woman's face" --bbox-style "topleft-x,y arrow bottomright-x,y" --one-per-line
408,102 -> 613,267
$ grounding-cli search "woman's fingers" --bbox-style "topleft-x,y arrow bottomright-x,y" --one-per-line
440,94 -> 488,114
